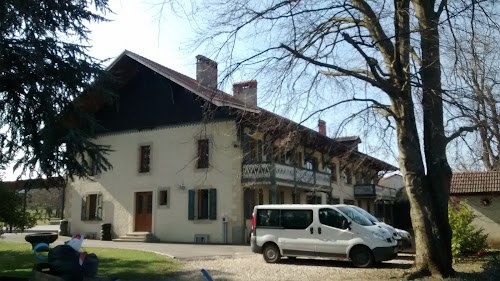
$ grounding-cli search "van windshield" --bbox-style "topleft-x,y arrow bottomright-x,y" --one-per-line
351,206 -> 379,224
337,206 -> 375,226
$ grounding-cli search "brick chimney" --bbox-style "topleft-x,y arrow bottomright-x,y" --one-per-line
233,80 -> 257,107
196,55 -> 218,89
318,120 -> 326,136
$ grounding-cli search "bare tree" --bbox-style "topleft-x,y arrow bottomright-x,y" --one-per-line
444,23 -> 500,171
160,0 -> 498,278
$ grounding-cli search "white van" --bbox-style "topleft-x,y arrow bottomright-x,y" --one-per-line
349,205 -> 412,251
250,204 -> 398,267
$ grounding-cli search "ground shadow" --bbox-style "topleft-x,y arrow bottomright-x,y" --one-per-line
278,257 -> 413,270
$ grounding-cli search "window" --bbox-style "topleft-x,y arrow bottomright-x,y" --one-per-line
305,157 -> 318,171
197,139 -> 209,169
188,188 -> 216,220
158,189 -> 169,207
81,193 -> 102,221
256,209 -> 280,227
337,205 -> 374,226
281,209 -> 313,229
319,208 -> 348,229
139,145 -> 151,173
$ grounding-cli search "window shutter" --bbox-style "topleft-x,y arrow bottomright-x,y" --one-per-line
96,194 -> 103,220
188,189 -> 195,220
81,196 -> 87,221
209,188 -> 217,220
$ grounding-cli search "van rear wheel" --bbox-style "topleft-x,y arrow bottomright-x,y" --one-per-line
350,246 -> 374,268
263,244 -> 281,263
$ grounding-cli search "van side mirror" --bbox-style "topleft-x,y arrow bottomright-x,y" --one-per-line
342,220 -> 351,230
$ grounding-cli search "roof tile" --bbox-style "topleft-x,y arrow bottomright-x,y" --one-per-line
450,172 -> 500,194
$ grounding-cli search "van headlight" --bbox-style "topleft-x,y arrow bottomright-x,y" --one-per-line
372,232 -> 385,241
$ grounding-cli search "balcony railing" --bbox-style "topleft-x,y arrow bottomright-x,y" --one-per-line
242,163 -> 331,189
354,184 -> 397,200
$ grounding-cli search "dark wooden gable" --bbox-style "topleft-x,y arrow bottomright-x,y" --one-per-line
95,58 -> 231,133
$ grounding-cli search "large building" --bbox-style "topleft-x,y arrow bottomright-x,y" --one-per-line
64,51 -> 397,244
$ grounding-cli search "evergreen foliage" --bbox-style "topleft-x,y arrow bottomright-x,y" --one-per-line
449,201 -> 488,257
0,188 -> 37,232
0,0 -> 114,180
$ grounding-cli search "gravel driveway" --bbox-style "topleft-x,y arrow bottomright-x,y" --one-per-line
169,254 -> 416,281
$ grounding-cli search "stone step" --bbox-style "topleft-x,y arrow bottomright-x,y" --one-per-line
112,237 -> 147,242
126,232 -> 150,237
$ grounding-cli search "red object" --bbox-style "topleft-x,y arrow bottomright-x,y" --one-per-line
477,250 -> 484,256
251,214 -> 255,234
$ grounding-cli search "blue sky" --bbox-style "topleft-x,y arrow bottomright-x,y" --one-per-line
88,0 -> 198,80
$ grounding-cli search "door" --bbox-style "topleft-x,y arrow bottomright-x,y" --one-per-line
279,209 -> 317,257
135,192 -> 153,232
315,208 -> 353,258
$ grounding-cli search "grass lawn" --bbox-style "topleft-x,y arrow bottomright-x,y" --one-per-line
0,241 -> 182,280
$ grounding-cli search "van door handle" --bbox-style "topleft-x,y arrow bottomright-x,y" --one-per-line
310,227 -> 314,234
318,227 -> 321,234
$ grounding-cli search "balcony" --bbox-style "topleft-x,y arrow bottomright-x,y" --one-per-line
242,163 -> 331,190
354,184 -> 397,200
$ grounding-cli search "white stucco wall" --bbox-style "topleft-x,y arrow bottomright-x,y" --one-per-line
65,120 -> 243,243
460,195 -> 500,249
379,174 -> 404,189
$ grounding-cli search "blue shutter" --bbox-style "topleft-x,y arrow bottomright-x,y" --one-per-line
209,189 -> 217,220
188,189 -> 195,220
81,196 -> 87,221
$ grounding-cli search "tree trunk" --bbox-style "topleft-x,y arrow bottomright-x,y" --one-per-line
407,1 -> 454,278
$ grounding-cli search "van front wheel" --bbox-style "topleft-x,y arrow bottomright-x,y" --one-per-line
263,244 -> 281,263
350,246 -> 374,268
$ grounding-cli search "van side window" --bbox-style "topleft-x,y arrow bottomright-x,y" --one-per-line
256,209 -> 280,227
281,210 -> 313,229
319,208 -> 347,229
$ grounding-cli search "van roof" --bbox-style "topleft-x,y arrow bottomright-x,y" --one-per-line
255,204 -> 338,209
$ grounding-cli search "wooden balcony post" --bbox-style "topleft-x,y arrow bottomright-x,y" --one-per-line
293,167 -> 297,204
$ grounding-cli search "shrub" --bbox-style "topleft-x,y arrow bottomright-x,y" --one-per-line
449,201 -> 488,257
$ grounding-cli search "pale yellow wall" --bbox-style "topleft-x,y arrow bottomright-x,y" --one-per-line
461,195 -> 500,248
66,121 -> 243,243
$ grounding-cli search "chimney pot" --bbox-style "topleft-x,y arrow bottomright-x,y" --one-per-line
318,120 -> 326,136
233,80 -> 257,107
196,55 -> 218,90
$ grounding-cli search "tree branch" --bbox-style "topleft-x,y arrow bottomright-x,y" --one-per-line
280,43 -> 382,89
446,125 -> 478,143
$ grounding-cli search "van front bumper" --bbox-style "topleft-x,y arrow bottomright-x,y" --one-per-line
250,236 -> 262,253
372,246 -> 398,262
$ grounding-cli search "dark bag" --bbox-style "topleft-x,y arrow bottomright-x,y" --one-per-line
48,245 -> 83,281
81,253 -> 98,277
